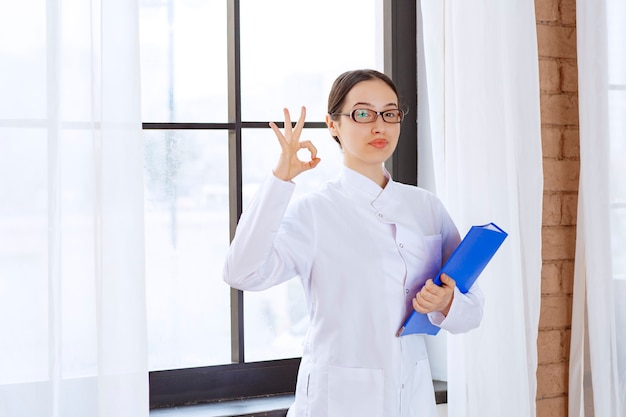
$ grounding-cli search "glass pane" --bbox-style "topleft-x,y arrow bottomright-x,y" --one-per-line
610,90 -> 626,280
0,128 -> 48,383
609,90 -> 626,204
611,208 -> 626,279
0,2 -> 46,119
242,128 -> 343,362
607,0 -> 626,85
240,0 -> 383,121
144,130 -> 230,370
139,0 -> 228,122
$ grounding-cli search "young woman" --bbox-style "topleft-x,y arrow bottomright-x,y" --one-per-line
223,69 -> 484,417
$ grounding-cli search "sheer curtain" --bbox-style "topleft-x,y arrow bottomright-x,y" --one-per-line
570,0 -> 626,415
0,1 -> 148,416
418,1 -> 543,416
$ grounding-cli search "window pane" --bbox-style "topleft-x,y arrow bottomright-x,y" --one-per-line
0,128 -> 48,383
144,130 -> 230,370
240,0 -> 383,121
609,90 -> 626,203
139,0 -> 228,122
0,2 -> 46,119
242,128 -> 343,362
610,90 -> 626,280
608,1 -> 626,85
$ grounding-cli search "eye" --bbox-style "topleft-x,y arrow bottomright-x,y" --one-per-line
354,109 -> 372,120
383,110 -> 402,121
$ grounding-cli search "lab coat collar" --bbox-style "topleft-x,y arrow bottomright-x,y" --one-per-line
339,165 -> 396,209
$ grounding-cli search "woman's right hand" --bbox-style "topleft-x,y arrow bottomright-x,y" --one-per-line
269,106 -> 321,181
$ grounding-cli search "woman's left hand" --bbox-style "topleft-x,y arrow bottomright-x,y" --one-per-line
412,273 -> 456,317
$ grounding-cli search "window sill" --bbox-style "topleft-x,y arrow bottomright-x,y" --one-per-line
150,394 -> 293,417
150,381 -> 447,417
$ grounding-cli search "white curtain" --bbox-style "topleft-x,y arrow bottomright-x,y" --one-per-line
570,0 -> 626,415
418,1 -> 543,416
0,0 -> 148,416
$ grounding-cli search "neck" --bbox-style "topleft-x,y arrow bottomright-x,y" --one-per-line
345,162 -> 388,188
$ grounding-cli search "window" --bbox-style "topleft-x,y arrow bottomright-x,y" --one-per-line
140,0 -> 417,407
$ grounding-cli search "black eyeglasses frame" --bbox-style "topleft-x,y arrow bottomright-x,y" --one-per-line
331,108 -> 405,124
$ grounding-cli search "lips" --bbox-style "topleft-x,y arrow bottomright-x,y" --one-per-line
369,139 -> 388,149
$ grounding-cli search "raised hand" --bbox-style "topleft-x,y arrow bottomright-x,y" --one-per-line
269,106 -> 321,181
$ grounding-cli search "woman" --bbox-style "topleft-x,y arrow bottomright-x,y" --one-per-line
223,69 -> 484,417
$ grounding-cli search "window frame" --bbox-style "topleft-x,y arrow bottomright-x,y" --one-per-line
146,0 -> 417,408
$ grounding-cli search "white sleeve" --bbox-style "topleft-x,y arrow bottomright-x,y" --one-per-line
223,174 -> 313,291
428,285 -> 485,334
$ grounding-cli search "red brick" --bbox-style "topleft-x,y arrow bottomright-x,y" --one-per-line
543,159 -> 580,192
542,225 -> 577,260
536,395 -> 568,417
537,362 -> 569,398
541,126 -> 562,159
537,25 -> 577,59
562,329 -> 571,361
561,59 -> 578,93
561,193 -> 578,225
543,192 -> 563,226
538,329 -> 564,364
540,93 -> 579,126
561,0 -> 577,27
535,0 -> 559,23
540,58 -> 561,93
561,260 -> 575,294
542,262 -> 561,294
562,127 -> 580,159
539,294 -> 573,329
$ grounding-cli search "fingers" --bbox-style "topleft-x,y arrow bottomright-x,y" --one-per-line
299,140 -> 321,170
282,106 -> 306,140
439,273 -> 456,288
283,108 -> 293,137
270,107 -> 307,146
299,140 -> 318,160
413,285 -> 436,313
269,121 -> 287,148
422,279 -> 453,300
270,107 -> 319,181
413,276 -> 456,315
412,292 -> 429,314
294,106 -> 306,132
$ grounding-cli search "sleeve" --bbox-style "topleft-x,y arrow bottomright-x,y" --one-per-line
223,174 -> 314,291
428,285 -> 485,334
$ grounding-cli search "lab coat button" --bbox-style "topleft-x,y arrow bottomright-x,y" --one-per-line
377,213 -> 383,218
398,243 -> 404,248
405,289 -> 409,294
401,384 -> 405,389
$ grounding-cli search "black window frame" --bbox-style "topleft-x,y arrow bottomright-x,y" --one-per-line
146,0 -> 417,409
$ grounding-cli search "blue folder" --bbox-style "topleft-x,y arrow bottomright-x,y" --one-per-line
397,222 -> 508,336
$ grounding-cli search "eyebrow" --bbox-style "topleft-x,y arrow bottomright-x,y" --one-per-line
351,101 -> 399,108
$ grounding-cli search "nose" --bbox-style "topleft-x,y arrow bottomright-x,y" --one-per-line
371,114 -> 386,133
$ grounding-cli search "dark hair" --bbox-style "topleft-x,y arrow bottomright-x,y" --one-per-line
327,69 -> 400,145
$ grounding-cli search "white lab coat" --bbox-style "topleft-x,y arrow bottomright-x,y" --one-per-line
224,166 -> 484,417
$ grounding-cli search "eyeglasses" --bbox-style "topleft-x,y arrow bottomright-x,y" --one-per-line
331,108 -> 405,124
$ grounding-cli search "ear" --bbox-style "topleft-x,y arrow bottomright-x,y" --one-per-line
325,113 -> 339,137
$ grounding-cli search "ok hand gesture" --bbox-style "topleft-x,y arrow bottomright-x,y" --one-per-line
270,106 -> 321,181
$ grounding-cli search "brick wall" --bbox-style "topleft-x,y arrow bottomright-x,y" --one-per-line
535,0 -> 579,415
